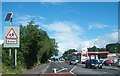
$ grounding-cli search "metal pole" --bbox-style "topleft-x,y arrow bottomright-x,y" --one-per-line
10,21 -> 12,26
15,49 -> 17,66
9,49 -> 11,56
9,18 -> 12,57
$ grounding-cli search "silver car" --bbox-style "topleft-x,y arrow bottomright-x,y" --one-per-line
69,59 -> 78,65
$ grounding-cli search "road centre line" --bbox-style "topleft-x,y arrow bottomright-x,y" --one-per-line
41,63 -> 51,74
55,62 -> 65,69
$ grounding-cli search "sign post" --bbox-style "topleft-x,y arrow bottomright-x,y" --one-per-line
4,26 -> 20,67
4,12 -> 20,67
15,49 -> 17,66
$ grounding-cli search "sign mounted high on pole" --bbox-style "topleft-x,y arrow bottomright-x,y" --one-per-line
4,26 -> 20,48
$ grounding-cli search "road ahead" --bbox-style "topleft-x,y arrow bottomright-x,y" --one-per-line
20,61 -> 120,76
42,61 -> 120,76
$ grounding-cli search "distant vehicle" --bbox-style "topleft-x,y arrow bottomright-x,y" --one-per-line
69,56 -> 78,65
104,60 -> 114,66
85,59 -> 103,69
117,58 -> 120,67
69,59 -> 78,65
100,59 -> 109,64
59,59 -> 65,62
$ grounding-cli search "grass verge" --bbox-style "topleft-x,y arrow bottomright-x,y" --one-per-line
2,64 -> 26,74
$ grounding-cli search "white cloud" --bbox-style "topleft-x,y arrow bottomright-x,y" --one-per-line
82,32 -> 118,48
0,40 -> 4,45
15,15 -> 45,26
39,16 -> 46,20
40,1 -> 62,5
42,21 -> 83,56
15,15 -> 36,26
14,15 -> 118,56
88,23 -> 108,29
42,21 -> 118,57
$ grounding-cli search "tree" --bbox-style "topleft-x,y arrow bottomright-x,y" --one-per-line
106,43 -> 120,53
98,48 -> 106,52
2,20 -> 59,69
62,49 -> 77,60
88,46 -> 98,52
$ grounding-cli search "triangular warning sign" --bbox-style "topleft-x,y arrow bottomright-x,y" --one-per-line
6,28 -> 18,39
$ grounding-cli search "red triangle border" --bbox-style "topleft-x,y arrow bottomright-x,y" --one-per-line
5,28 -> 18,40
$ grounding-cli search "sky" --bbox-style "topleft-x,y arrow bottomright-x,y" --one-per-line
0,2 -> 119,56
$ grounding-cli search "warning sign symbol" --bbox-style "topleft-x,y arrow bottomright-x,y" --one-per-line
6,28 -> 18,39
5,28 -> 18,44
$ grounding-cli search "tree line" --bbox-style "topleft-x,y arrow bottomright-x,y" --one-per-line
62,49 -> 77,60
2,20 -> 59,69
62,43 -> 120,60
88,43 -> 120,53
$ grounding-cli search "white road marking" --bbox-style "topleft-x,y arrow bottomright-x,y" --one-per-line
70,71 -> 75,74
53,68 -> 57,73
103,72 -> 108,74
70,66 -> 76,73
41,63 -> 50,74
57,68 -> 68,72
55,62 -> 65,68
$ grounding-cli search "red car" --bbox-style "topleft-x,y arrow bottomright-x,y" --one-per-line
104,60 -> 114,66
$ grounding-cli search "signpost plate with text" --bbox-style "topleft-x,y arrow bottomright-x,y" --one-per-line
4,26 -> 20,48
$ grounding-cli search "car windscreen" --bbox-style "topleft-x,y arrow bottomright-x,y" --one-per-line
90,60 -> 98,63
71,56 -> 77,60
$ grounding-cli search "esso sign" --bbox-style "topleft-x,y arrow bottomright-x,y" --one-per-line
82,48 -> 88,54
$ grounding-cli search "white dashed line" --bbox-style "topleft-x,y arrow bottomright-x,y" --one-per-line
55,62 -> 65,68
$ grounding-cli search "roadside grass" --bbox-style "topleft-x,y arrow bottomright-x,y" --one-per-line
0,46 -> 2,74
1,46 -> 49,74
2,64 -> 26,74
0,46 -> 26,74
0,46 -> 2,54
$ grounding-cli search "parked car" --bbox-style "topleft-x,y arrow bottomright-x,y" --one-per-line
117,58 -> 120,67
85,59 -> 103,69
104,60 -> 114,66
69,59 -> 78,65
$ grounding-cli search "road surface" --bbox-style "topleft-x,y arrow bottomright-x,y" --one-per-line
21,61 -> 120,76
2,61 -> 120,76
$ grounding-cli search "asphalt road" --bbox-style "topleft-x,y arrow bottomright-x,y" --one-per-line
20,61 -> 120,76
42,61 -> 120,76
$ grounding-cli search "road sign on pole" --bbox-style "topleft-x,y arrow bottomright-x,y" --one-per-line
4,26 -> 20,48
